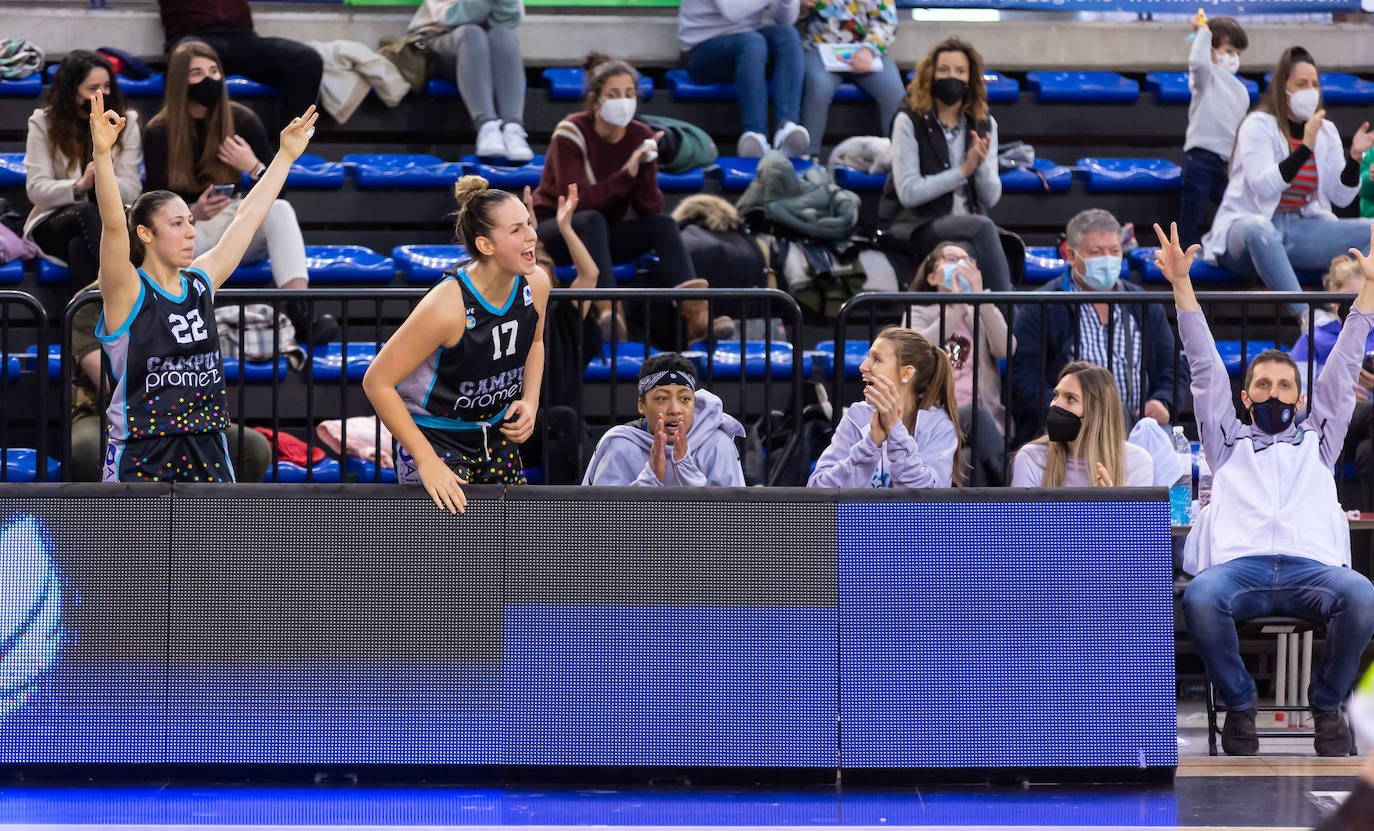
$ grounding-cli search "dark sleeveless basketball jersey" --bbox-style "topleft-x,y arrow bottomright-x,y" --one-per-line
96,267 -> 229,442
397,268 -> 539,430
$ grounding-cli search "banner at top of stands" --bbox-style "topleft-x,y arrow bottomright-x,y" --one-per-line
344,0 -> 1358,8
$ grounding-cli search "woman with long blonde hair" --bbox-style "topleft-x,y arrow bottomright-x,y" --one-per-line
808,326 -> 964,488
1011,361 -> 1154,487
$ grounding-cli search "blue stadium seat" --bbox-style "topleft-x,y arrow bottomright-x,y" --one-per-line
343,154 -> 466,189
0,153 -> 25,186
311,342 -> 378,382
38,260 -> 69,283
584,341 -> 654,381
553,262 -> 638,283
982,71 -> 1020,104
832,167 -> 887,192
812,339 -> 869,380
393,244 -> 469,283
307,244 -> 396,283
687,340 -> 809,379
345,456 -> 398,484
1130,247 -> 1245,286
228,259 -> 274,285
665,68 -> 737,100
44,65 -> 164,97
657,168 -> 706,190
717,155 -> 814,191
459,155 -> 545,188
1215,339 -> 1279,378
426,78 -> 459,98
542,67 -> 654,101
1262,72 -> 1374,105
1000,158 -> 1073,193
1026,71 -> 1139,104
226,75 -> 276,99
288,154 -> 347,189
1076,157 -> 1181,192
0,260 -> 23,284
2,449 -> 60,482
0,76 -> 41,97
23,345 -> 62,379
1025,247 -> 1069,282
1144,71 -> 1258,104
0,353 -> 21,383
268,457 -> 342,483
221,355 -> 290,383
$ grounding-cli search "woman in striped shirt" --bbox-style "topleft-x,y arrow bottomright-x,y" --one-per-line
1202,46 -> 1374,318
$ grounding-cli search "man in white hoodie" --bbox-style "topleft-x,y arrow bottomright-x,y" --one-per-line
582,353 -> 746,486
1156,222 -> 1374,757
677,0 -> 810,159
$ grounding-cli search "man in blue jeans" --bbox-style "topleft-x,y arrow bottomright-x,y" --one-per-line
1157,221 -> 1374,757
677,0 -> 810,159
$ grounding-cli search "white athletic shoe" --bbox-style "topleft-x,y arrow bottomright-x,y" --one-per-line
772,122 -> 811,158
736,131 -> 768,158
475,120 -> 506,159
501,122 -> 534,163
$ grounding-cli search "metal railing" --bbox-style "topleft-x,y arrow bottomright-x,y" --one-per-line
0,291 -> 48,481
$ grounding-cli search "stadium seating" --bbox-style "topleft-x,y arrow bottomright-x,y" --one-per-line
717,156 -> 814,191
541,67 -> 654,101
1076,157 -> 1182,192
288,154 -> 348,190
343,154 -> 466,189
584,341 -> 655,381
1144,71 -> 1259,104
459,155 -> 546,188
2,448 -> 60,482
0,261 -> 23,284
0,153 -> 25,186
686,339 -> 811,380
1025,71 -> 1139,104
311,342 -> 378,383
392,244 -> 469,283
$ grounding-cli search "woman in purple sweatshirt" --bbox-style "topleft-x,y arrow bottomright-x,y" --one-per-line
808,327 -> 964,488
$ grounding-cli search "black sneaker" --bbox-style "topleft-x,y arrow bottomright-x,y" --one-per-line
1314,710 -> 1352,757
1221,707 -> 1259,756
309,314 -> 341,346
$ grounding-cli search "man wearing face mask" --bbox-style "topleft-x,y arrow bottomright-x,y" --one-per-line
1157,221 -> 1374,758
1178,16 -> 1249,250
1008,209 -> 1183,448
1202,46 -> 1374,319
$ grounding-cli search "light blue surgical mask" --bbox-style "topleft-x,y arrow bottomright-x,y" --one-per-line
1078,255 -> 1121,290
941,262 -> 972,292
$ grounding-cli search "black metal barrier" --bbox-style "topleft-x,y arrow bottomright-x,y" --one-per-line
0,291 -> 48,481
834,291 -> 1356,490
62,287 -> 805,486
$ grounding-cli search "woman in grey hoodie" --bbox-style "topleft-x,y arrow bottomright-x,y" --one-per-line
583,353 -> 746,486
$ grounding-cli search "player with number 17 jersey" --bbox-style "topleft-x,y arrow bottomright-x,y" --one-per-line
96,266 -> 231,482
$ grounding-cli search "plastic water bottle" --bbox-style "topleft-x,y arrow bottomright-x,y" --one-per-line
1170,426 -> 1193,526
1197,444 -> 1213,509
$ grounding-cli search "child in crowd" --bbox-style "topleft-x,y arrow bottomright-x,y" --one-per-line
1011,361 -> 1155,487
1178,16 -> 1249,249
808,327 -> 963,488
582,353 -> 746,486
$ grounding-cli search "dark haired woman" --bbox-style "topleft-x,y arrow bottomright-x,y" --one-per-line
25,50 -> 141,298
532,53 -> 698,342
1202,45 -> 1374,317
878,36 -> 1012,292
143,39 -> 333,342
364,175 -> 551,515
90,90 -> 318,483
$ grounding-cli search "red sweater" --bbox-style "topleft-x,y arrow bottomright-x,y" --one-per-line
533,110 -> 663,223
159,0 -> 254,40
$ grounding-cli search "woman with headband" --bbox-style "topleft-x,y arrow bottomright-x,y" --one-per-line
582,353 -> 746,486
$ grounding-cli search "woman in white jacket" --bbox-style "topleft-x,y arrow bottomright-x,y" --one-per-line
1202,46 -> 1374,316
904,241 -> 1013,485
25,51 -> 142,298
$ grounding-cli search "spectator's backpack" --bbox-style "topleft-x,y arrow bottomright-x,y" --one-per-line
640,115 -> 718,175
0,39 -> 42,81
215,304 -> 306,368
671,194 -> 768,319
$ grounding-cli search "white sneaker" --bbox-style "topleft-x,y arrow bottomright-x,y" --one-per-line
736,131 -> 768,158
475,120 -> 505,159
772,122 -> 811,158
501,122 -> 533,163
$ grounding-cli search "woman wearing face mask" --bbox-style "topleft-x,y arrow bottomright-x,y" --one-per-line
808,326 -> 964,489
878,36 -> 1012,293
904,242 -> 1014,486
1011,361 -> 1155,488
25,51 -> 141,301
1202,46 -> 1374,318
533,53 -> 698,343
143,39 -> 335,344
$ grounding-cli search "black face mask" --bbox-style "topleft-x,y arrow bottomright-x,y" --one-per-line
1045,405 -> 1082,444
932,77 -> 968,106
186,76 -> 223,109
1250,396 -> 1297,435
78,98 -> 93,117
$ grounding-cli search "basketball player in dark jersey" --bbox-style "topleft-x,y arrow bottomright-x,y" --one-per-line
364,175 -> 551,514
89,89 -> 319,482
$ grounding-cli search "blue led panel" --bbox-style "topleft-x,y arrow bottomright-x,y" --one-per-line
837,498 -> 1175,769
